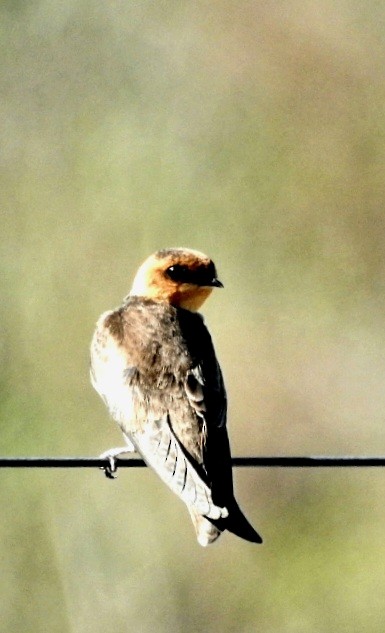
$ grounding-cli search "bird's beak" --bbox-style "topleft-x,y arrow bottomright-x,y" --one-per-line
209,278 -> 224,288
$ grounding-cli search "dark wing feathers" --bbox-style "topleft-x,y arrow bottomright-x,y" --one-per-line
184,366 -> 206,417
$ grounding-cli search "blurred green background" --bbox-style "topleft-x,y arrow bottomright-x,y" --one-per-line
2,1 -> 385,631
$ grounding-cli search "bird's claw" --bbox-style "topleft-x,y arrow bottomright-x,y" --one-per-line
99,443 -> 136,479
100,455 -> 118,479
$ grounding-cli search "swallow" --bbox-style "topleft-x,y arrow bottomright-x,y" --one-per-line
90,247 -> 262,546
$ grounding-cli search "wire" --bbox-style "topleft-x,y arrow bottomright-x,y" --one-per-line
1,456 -> 385,468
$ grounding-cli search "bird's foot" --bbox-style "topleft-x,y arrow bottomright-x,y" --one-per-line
99,444 -> 136,479
101,454 -> 118,479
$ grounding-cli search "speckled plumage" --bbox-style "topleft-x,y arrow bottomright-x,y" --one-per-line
90,248 -> 262,546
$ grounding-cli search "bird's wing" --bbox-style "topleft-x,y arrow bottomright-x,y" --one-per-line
184,362 -> 227,428
184,357 -> 262,544
129,414 -> 228,520
184,357 -> 236,510
128,355 -> 232,519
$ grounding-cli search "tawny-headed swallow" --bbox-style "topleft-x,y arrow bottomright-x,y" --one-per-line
90,248 -> 262,546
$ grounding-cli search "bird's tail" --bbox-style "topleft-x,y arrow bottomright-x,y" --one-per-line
189,501 -> 263,546
207,499 -> 263,544
222,500 -> 263,544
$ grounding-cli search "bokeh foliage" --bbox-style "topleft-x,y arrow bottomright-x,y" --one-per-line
2,1 -> 385,631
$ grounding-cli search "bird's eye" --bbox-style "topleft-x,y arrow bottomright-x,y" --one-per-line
165,264 -> 189,282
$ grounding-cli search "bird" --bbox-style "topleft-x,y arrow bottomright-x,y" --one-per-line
90,247 -> 262,546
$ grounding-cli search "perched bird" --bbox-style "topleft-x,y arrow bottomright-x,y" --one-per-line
90,248 -> 262,546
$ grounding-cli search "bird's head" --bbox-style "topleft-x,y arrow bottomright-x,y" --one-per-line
130,248 -> 223,311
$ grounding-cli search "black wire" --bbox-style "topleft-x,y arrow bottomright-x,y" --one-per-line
1,456 -> 385,468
